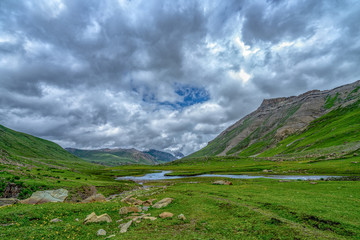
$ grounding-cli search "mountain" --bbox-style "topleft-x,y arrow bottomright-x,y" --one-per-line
189,80 -> 360,158
0,124 -> 92,169
66,148 -> 179,166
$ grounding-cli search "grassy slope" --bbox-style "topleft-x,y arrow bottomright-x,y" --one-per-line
260,99 -> 360,157
66,149 -> 153,166
0,124 -> 136,199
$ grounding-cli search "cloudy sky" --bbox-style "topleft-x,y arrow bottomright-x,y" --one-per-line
1,0 -> 360,155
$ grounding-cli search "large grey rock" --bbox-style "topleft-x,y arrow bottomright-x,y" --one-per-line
0,198 -> 19,206
21,189 -> 68,204
152,198 -> 173,208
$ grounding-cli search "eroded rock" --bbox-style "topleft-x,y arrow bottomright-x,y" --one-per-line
84,212 -> 112,224
152,198 -> 173,208
21,189 -> 68,204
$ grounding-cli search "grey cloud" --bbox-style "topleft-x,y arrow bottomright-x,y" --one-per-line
0,0 -> 359,155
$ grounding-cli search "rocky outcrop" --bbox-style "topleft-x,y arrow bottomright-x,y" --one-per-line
2,183 -> 21,198
21,189 -> 68,204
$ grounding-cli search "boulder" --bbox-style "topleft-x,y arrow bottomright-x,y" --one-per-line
84,212 -> 112,224
21,189 -> 68,204
119,206 -> 141,215
152,198 -> 173,208
119,220 -> 132,233
82,193 -> 106,203
177,214 -> 186,221
159,212 -> 173,218
97,229 -> 106,236
213,180 -> 232,185
0,198 -> 19,207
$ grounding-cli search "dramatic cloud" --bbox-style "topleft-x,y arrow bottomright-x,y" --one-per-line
1,0 -> 360,155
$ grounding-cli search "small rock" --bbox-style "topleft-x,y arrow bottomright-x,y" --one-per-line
105,235 -> 116,239
119,206 -> 141,215
142,206 -> 149,211
213,180 -> 232,185
177,214 -> 186,221
75,218 -> 79,222
152,198 -> 173,208
97,229 -> 106,236
143,217 -> 157,221
120,194 -> 133,202
159,212 -> 173,218
119,220 -> 132,233
50,218 -> 62,223
142,199 -> 155,206
351,161 -> 358,164
278,180 -> 291,182
354,153 -> 358,156
84,212 -> 112,224
309,182 -> 318,185
116,219 -> 123,223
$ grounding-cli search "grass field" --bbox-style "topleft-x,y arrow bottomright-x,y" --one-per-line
1,177 -> 359,239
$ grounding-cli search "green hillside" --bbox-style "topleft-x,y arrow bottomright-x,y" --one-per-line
260,99 -> 360,158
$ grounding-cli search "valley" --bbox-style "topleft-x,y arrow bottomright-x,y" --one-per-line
1,81 -> 360,239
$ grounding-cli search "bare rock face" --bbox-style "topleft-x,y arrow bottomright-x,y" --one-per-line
84,212 -> 112,224
21,189 -> 68,204
82,193 -> 106,203
2,183 -> 21,198
192,80 -> 360,157
152,198 -> 173,208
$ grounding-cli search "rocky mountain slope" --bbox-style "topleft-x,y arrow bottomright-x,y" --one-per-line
66,148 -> 180,166
190,80 -> 360,158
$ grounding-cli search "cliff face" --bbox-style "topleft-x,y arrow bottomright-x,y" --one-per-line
190,80 -> 360,157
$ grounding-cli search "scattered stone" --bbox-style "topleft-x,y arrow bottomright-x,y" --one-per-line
152,198 -> 173,208
82,193 -> 106,203
120,194 -> 133,202
75,218 -> 79,222
354,153 -> 358,156
84,212 -> 112,224
159,212 -> 173,218
119,220 -> 132,233
119,206 -> 141,215
213,180 -> 233,185
0,198 -> 19,207
21,189 -> 68,204
351,161 -> 358,164
116,219 -> 123,223
278,180 -> 291,182
142,199 -> 155,206
142,206 -> 149,211
262,169 -> 273,173
143,217 -> 157,221
177,214 -> 186,221
309,182 -> 318,185
127,197 -> 143,205
97,229 -> 106,236
105,235 -> 116,239
50,218 -> 62,223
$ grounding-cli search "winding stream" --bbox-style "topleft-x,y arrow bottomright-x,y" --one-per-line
116,170 -> 339,181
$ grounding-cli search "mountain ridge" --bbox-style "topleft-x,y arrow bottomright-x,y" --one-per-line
66,147 -> 180,166
189,80 -> 360,158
